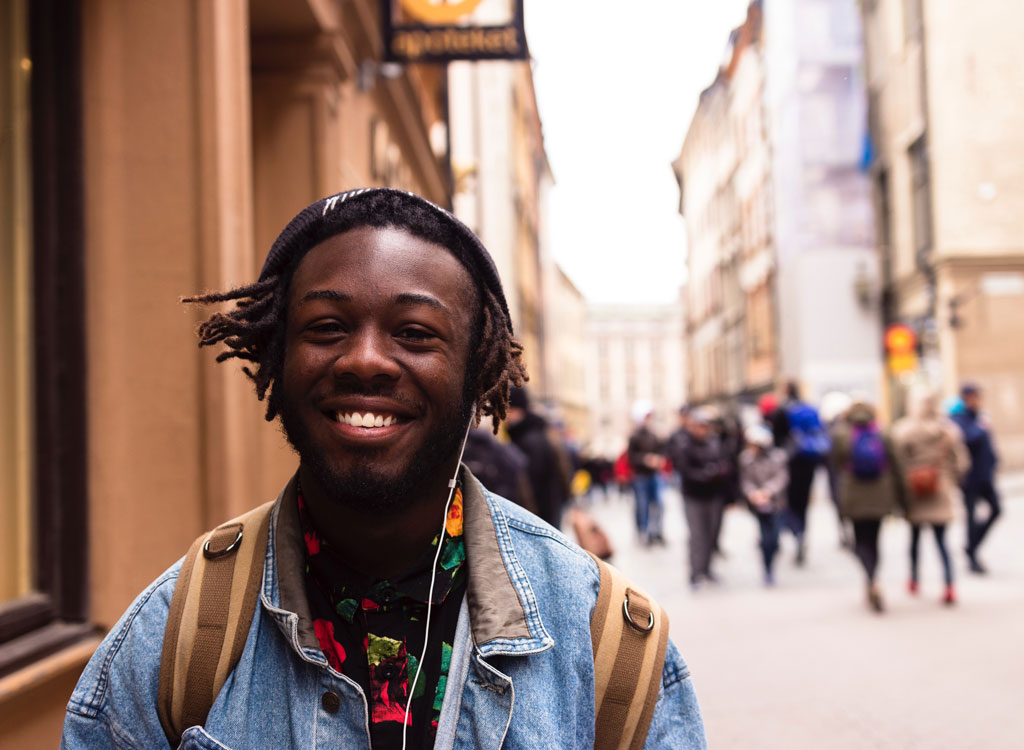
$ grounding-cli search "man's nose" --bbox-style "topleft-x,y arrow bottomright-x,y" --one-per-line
333,328 -> 401,382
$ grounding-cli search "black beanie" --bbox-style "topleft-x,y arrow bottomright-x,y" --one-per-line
509,386 -> 530,410
258,187 -> 513,334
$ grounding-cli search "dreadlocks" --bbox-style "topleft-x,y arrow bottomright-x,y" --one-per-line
183,195 -> 527,432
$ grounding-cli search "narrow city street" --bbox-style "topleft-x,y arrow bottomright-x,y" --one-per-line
582,476 -> 1024,749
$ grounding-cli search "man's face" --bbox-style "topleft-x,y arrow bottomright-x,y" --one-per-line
279,225 -> 478,513
689,421 -> 710,441
964,391 -> 982,411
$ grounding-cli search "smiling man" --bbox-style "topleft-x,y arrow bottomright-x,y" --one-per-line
61,189 -> 707,750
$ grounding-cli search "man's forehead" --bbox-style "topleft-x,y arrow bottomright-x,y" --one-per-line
288,226 -> 477,304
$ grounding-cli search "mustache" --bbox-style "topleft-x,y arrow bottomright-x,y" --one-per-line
316,379 -> 424,412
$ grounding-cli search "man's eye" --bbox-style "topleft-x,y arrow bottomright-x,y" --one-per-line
397,327 -> 436,341
307,321 -> 345,335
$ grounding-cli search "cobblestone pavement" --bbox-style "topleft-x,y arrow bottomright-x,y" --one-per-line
580,474 -> 1024,749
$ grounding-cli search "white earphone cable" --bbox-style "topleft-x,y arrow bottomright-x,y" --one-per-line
401,409 -> 475,750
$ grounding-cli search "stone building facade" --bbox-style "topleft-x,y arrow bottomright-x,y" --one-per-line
585,302 -> 687,458
861,0 -> 1024,462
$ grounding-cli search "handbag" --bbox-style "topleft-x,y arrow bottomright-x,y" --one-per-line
570,506 -> 614,560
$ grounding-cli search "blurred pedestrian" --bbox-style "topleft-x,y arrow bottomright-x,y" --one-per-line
627,401 -> 666,545
712,409 -> 743,559
758,391 -> 788,450
950,382 -> 1002,573
821,391 -> 854,549
613,449 -> 634,497
781,381 -> 830,565
506,386 -> 571,528
461,424 -> 536,514
830,401 -> 902,612
581,454 -> 614,503
739,425 -> 789,587
892,387 -> 970,605
669,408 -> 729,588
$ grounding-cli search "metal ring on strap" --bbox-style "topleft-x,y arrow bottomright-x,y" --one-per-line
622,594 -> 655,633
203,528 -> 243,559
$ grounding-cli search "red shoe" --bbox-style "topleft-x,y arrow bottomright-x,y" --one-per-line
908,579 -> 919,595
942,585 -> 956,606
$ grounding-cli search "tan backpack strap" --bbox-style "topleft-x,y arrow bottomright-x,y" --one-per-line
589,553 -> 670,750
158,501 -> 274,746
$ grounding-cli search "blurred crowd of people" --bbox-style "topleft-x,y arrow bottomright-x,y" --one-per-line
462,380 -> 1003,615
606,380 -> 1003,612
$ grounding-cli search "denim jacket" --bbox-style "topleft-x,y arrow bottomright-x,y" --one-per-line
63,469 -> 707,749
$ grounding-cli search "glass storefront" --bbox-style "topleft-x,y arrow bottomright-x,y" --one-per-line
0,0 -> 35,605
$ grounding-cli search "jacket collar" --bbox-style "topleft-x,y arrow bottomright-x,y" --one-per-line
264,466 -> 553,657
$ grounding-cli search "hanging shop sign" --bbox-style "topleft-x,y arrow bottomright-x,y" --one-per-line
383,0 -> 528,63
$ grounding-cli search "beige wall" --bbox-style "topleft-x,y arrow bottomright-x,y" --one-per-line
925,0 -> 1024,257
1,0 -> 452,745
0,661 -> 84,749
82,0 -> 261,631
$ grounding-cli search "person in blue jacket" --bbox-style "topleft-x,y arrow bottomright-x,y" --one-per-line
950,382 -> 1001,574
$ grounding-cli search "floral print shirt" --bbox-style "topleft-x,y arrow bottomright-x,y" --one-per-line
297,484 -> 467,750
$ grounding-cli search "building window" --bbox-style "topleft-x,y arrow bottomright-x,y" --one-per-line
0,0 -> 90,677
875,167 -> 892,251
1,0 -> 34,611
908,136 -> 933,262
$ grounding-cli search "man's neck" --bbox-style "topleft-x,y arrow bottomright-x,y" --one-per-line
297,463 -> 459,580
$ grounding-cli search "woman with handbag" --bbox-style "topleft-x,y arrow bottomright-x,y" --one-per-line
892,387 -> 970,605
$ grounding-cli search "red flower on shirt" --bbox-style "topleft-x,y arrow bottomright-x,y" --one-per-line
304,530 -> 320,556
313,618 -> 346,671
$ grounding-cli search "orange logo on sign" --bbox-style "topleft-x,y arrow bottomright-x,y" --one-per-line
399,0 -> 485,24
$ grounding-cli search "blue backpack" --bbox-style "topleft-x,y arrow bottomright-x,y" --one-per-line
849,425 -> 886,480
786,402 -> 830,459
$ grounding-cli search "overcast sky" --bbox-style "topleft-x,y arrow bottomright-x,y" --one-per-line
524,0 -> 750,304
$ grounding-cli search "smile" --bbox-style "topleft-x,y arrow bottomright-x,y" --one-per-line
333,411 -> 402,428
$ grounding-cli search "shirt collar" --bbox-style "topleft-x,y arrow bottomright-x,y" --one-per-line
294,481 -> 466,607
268,466 -> 552,656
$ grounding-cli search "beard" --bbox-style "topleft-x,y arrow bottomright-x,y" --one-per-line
279,382 -> 475,516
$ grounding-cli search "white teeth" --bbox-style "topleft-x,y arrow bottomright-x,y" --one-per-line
335,411 -> 399,428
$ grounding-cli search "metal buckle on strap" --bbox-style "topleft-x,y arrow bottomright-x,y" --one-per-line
622,593 -> 655,633
203,527 -> 244,559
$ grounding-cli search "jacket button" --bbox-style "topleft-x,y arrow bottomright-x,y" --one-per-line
322,691 -> 341,713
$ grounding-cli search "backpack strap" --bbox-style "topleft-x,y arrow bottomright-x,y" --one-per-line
589,553 -> 670,750
157,500 -> 275,747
